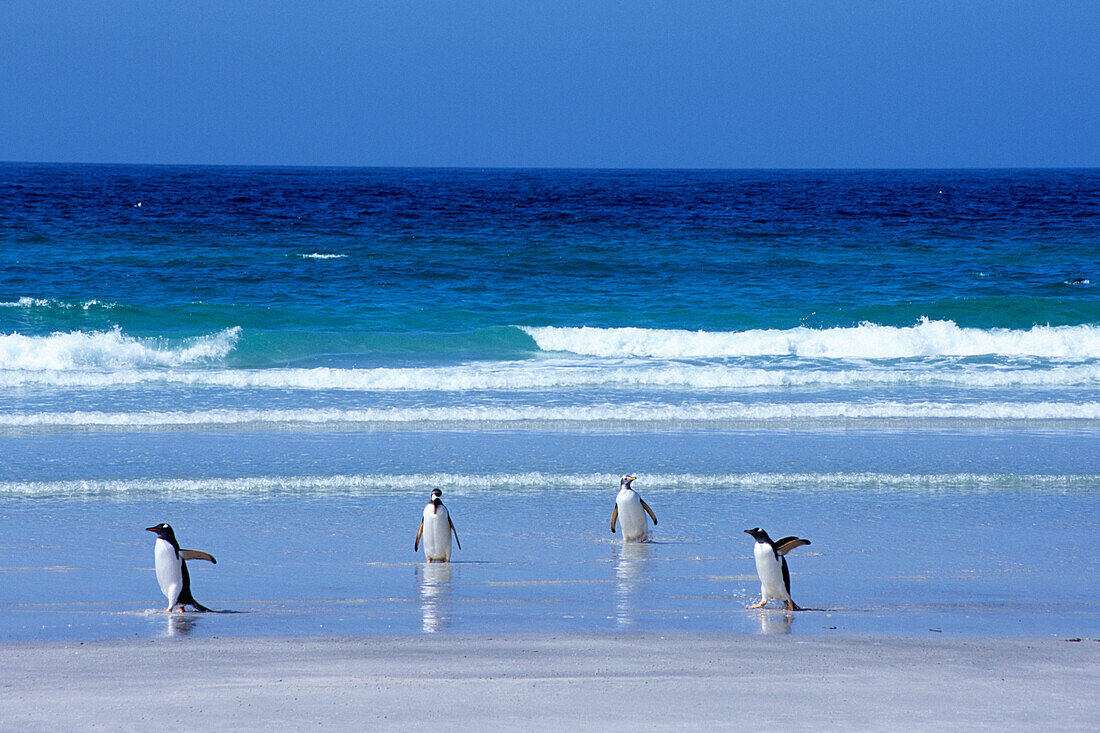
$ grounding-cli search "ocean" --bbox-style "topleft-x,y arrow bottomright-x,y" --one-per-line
2,164 -> 1098,640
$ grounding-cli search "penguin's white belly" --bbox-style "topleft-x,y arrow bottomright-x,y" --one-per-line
616,490 -> 648,542
154,538 -> 183,607
422,506 -> 452,561
753,543 -> 789,602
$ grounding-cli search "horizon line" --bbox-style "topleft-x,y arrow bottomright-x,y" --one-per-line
2,160 -> 1098,173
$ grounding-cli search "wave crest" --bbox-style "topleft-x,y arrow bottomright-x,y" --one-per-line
522,320 -> 1100,360
0,327 -> 241,370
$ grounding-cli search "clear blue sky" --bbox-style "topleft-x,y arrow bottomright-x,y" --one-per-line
1,1 -> 1097,168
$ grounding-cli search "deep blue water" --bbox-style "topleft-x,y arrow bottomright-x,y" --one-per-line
1,165 -> 1098,640
4,166 -> 1098,341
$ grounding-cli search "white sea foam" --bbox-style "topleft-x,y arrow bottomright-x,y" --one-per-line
1,471 -> 1093,498
4,401 -> 1099,430
0,297 -> 114,310
299,253 -> 348,259
0,327 -> 240,370
2,360 -> 1098,390
0,297 -> 51,308
522,321 -> 1100,360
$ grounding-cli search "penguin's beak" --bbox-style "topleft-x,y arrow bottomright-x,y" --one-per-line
743,529 -> 753,535
145,526 -> 158,533
627,476 -> 636,482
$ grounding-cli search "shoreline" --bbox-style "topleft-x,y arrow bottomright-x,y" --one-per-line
5,633 -> 1098,730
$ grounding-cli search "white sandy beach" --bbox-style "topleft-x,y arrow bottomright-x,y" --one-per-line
4,634 -> 1098,731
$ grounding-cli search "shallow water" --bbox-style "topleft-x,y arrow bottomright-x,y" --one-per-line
2,427 -> 1097,640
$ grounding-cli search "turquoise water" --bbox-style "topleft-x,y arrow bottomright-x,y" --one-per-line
2,165 -> 1098,639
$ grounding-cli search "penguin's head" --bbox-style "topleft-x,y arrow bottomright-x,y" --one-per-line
430,488 -> 443,505
146,523 -> 176,542
744,527 -> 771,543
620,475 -> 636,489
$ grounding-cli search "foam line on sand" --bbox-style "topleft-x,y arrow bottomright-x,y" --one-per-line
3,634 -> 1098,730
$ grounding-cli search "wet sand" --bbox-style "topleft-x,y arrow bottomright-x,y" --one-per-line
4,634 -> 1098,730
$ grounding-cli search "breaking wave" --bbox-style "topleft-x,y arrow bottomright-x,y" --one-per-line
522,320 -> 1100,360
0,327 -> 241,370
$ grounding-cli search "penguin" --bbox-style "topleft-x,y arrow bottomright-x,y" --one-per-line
145,523 -> 217,612
610,475 -> 657,542
414,488 -> 461,562
744,527 -> 810,611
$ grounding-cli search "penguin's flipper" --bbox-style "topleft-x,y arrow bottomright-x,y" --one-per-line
610,504 -> 619,533
414,518 -> 424,552
179,549 -> 217,564
449,516 -> 461,550
639,498 -> 658,525
774,537 -> 810,556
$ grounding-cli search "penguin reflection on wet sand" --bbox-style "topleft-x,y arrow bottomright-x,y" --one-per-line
611,475 -> 658,542
415,488 -> 461,562
146,523 -> 217,612
744,527 -> 811,611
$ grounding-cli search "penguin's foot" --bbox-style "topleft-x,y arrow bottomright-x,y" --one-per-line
747,600 -> 767,609
786,600 -> 798,611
